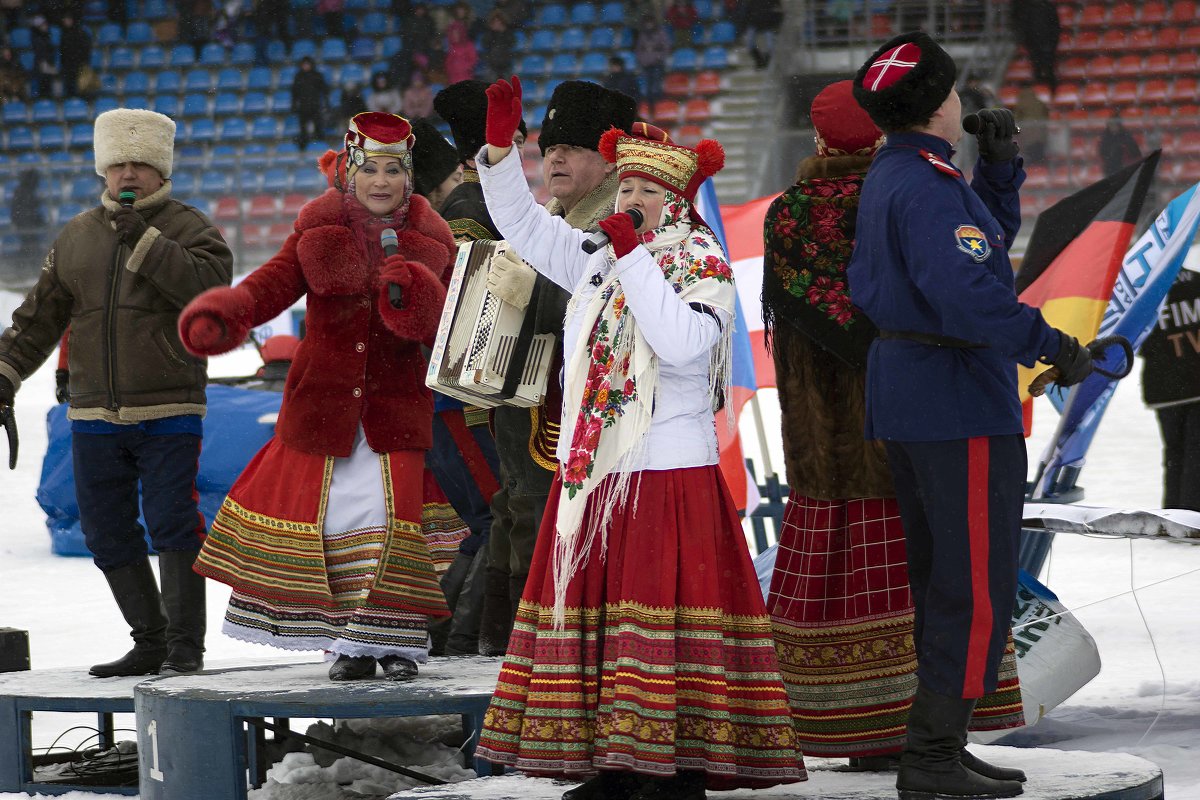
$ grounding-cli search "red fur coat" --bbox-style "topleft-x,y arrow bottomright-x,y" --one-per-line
179,189 -> 456,457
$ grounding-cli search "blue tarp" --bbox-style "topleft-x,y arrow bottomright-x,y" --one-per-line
37,384 -> 282,557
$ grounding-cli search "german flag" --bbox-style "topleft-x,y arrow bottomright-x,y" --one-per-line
1015,151 -> 1160,428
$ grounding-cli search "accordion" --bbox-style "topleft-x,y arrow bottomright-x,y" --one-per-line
426,239 -> 554,408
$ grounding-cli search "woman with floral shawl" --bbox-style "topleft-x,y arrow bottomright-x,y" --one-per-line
470,77 -> 806,800
762,80 -> 1025,767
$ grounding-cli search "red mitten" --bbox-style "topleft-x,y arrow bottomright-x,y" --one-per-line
380,254 -> 413,290
178,286 -> 252,356
377,261 -> 447,341
484,76 -> 524,148
598,212 -> 640,259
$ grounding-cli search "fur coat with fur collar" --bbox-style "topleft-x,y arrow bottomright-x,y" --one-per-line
180,188 -> 456,457
765,154 -> 893,500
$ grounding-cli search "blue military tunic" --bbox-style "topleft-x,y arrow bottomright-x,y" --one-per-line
847,131 -> 1059,442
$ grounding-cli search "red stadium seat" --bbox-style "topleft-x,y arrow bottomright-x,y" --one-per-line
1056,4 -> 1078,28
1170,0 -> 1198,24
1080,83 -> 1108,106
1174,103 -> 1200,119
281,194 -> 307,217
1177,132 -> 1200,155
1173,52 -> 1200,74
1076,3 -> 1107,27
1023,165 -> 1049,188
1181,26 -> 1200,48
1008,58 -> 1033,82
1139,0 -> 1168,24
682,98 -> 712,123
1141,79 -> 1170,104
1120,105 -> 1147,128
241,224 -> 271,248
651,99 -> 682,124
213,196 -> 241,221
1089,55 -> 1116,78
1155,27 -> 1181,49
663,72 -> 691,97
675,124 -> 703,146
1144,53 -> 1173,76
1099,29 -> 1129,50
1128,28 -> 1156,50
1059,57 -> 1088,81
1067,31 -> 1101,52
997,85 -> 1018,107
1034,83 -> 1053,104
1108,3 -> 1136,25
1053,83 -> 1081,107
1168,77 -> 1199,104
1107,81 -> 1138,105
1113,55 -> 1142,77
267,223 -> 292,244
247,194 -> 279,220
693,70 -> 722,95
1047,166 -> 1070,189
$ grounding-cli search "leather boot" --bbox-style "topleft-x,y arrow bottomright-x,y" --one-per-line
379,655 -> 419,681
329,655 -> 377,681
476,566 -> 512,656
896,685 -> 1023,800
961,749 -> 1027,783
561,771 -> 643,800
629,770 -> 706,800
89,558 -> 168,677
158,550 -> 206,674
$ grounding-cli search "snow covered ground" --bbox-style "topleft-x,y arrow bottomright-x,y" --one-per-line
0,286 -> 1198,799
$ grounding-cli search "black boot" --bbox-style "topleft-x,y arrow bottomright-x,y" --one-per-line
89,558 -> 169,677
476,566 -> 512,656
328,655 -> 377,681
961,749 -> 1027,783
845,754 -> 900,771
509,573 -> 528,625
562,771 -> 643,800
897,685 -> 1023,800
158,550 -> 206,674
379,655 -> 418,682
629,770 -> 706,800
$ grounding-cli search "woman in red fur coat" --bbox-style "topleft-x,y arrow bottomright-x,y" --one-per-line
178,112 -> 457,682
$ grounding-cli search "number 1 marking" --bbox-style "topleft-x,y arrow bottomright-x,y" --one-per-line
147,719 -> 164,781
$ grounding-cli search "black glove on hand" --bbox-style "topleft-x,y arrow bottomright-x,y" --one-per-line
55,369 -> 69,404
0,375 -> 14,406
975,107 -> 1020,163
112,207 -> 149,247
1050,331 -> 1093,387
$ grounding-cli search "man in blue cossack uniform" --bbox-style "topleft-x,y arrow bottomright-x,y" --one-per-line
847,32 -> 1094,800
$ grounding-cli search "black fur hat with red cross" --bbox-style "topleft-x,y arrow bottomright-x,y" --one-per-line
852,31 -> 957,133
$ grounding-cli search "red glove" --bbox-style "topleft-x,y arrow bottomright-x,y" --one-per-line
484,76 -> 523,149
184,312 -> 228,351
597,212 -> 640,259
381,254 -> 413,289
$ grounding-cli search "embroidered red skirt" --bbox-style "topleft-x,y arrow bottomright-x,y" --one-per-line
475,465 -> 806,789
767,493 -> 1024,757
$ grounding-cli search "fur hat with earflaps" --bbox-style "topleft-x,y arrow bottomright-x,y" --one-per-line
852,31 -> 957,132
598,121 -> 724,201
93,108 -> 176,179
434,79 -> 527,161
409,118 -> 461,198
539,80 -> 637,156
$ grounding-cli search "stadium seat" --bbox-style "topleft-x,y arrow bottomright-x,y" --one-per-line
530,29 -> 556,51
570,3 -> 596,25
1077,3 -> 1107,28
151,95 -> 179,118
171,173 -> 196,196
39,124 -> 66,149
30,99 -> 58,123
143,0 -> 170,18
241,223 -> 271,248
213,196 -> 241,221
244,67 -> 271,91
68,123 -> 93,148
579,52 -> 607,75
651,99 -> 682,124
293,169 -> 326,193
266,39 -> 288,61
1068,31 -> 1101,52
1,101 -> 27,124
169,44 -> 196,66
520,54 -> 548,75
251,116 -> 280,139
1170,0 -> 1197,23
550,53 -> 577,76
708,20 -> 736,44
247,194 -> 280,219
682,98 -> 712,122
599,1 -> 623,24
200,173 -> 232,197
701,46 -> 728,69
6,127 -> 33,149
262,168 -> 291,193
1128,28 -> 1156,50
139,45 -> 165,69
674,124 -> 703,146
96,23 -> 122,45
270,89 -> 291,112
1141,79 -> 1170,104
188,118 -> 216,143
293,39 -> 318,60
1144,52 -> 1172,76
321,38 -> 348,61
338,63 -> 367,86
381,35 -> 402,57
281,193 -> 308,216
218,118 -> 248,141
121,71 -> 150,94
997,86 -> 1018,107
1098,29 -> 1128,51
62,97 -> 89,122
1173,52 -> 1200,75
229,42 -> 255,65
126,21 -> 153,43
350,37 -> 376,60
200,43 -> 226,66
182,93 -> 209,116
281,114 -> 299,139
1080,83 -> 1108,106
694,70 -> 721,95
213,68 -> 241,91
561,28 -> 586,50
211,92 -> 238,116
155,70 -> 182,93
97,73 -> 118,95
538,4 -> 567,26
7,27 -> 30,49
664,72 -> 691,96
1107,81 -> 1138,105
1169,77 -> 1198,103
239,91 -> 266,115
1182,26 -> 1200,48
70,175 -> 99,201
361,10 -> 387,32
669,49 -> 698,71
109,47 -> 136,70
1007,57 -> 1033,83
266,222 -> 293,244
185,69 -> 214,92
1053,83 -> 1081,107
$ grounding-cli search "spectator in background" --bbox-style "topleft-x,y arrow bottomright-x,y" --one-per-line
399,3 -> 439,78
445,1 -> 472,42
745,0 -> 783,69
179,0 -> 215,60
665,0 -> 698,47
30,15 -> 57,98
340,80 -> 368,119
59,15 -> 92,99
10,169 -> 46,265
1098,115 -> 1140,176
106,0 -> 127,32
480,10 -> 514,80
367,71 -> 404,114
1011,0 -> 1059,91
494,0 -> 527,28
444,22 -> 478,84
0,45 -> 29,103
603,54 -> 641,104
0,0 -> 20,39
214,0 -> 245,47
634,13 -> 670,109
411,116 -> 463,214
292,56 -> 329,150
318,0 -> 345,41
1013,85 -> 1048,162
625,0 -> 663,23
402,70 -> 435,119
252,0 -> 291,65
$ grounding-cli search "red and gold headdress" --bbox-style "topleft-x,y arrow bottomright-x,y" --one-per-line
598,122 -> 725,201
344,111 -> 415,175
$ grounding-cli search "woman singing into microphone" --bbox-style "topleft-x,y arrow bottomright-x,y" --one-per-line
177,112 -> 457,682
472,78 -> 805,800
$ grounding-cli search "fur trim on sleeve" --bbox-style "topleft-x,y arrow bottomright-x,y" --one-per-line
376,261 -> 446,341
179,286 -> 253,356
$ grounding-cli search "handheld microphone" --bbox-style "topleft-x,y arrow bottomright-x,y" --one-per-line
118,190 -> 136,207
581,208 -> 644,254
962,112 -> 1020,135
381,228 -> 404,309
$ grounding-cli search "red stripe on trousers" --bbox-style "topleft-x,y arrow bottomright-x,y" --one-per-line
441,410 -> 501,504
964,436 -> 993,698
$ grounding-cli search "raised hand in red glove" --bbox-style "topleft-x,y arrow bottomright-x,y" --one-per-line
484,76 -> 523,149
184,313 -> 228,351
597,211 -> 640,259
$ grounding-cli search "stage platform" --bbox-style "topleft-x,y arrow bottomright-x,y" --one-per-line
134,656 -> 502,800
388,747 -> 1164,800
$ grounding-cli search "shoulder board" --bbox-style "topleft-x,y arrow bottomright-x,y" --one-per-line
919,149 -> 962,178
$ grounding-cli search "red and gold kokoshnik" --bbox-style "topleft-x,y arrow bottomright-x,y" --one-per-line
598,122 -> 725,201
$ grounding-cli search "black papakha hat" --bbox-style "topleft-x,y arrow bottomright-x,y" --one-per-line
433,79 -> 527,161
852,31 -> 957,132
538,80 -> 637,156
410,118 -> 460,197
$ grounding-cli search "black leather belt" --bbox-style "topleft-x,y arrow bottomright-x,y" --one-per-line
879,330 -> 987,349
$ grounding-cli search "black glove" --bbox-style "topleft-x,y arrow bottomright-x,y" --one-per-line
1050,331 -> 1093,387
975,107 -> 1020,163
55,369 -> 70,404
112,206 -> 149,247
0,375 -> 13,406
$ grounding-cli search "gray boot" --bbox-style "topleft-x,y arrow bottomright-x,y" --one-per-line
158,550 -> 206,674
89,557 -> 168,677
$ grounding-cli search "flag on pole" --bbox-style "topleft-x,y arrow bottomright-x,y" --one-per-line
1032,181 -> 1200,498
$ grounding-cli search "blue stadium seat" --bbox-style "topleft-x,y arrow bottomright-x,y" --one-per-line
278,65 -> 298,86
708,20 -> 736,44
361,11 -> 387,33
321,38 -> 348,61
200,172 -> 231,195
521,78 -> 542,103
550,53 -> 578,76
48,149 -> 78,173
200,43 -> 226,66
670,49 -> 698,70
538,3 -> 566,25
701,46 -> 728,69
274,141 -> 299,157
1,101 -> 27,124
126,21 -> 153,43
337,63 -> 366,86
262,168 -> 291,192
17,51 -> 32,72
143,0 -> 170,18
561,28 -> 586,50
154,70 -> 181,93
695,0 -> 715,18
246,67 -> 273,90
188,118 -> 216,143
98,73 -> 119,95
599,0 -> 623,24
94,96 -> 119,114
185,69 -> 214,92
527,104 -> 547,128
0,235 -> 22,257
292,39 -> 317,60
230,42 -> 255,65
122,71 -> 150,93
381,35 -> 401,58
40,124 -> 66,148
109,47 -> 136,70
71,175 -> 98,200
520,54 -> 547,74
58,203 -> 86,221
171,173 -> 196,196
251,116 -> 279,139
281,114 -> 299,139
216,68 -> 244,90
530,29 -> 556,51
243,92 -> 269,114
16,151 -> 39,163
570,3 -> 596,25
243,142 -> 269,158
213,92 -> 241,115
579,52 -> 607,75
96,23 -> 122,45
31,99 -> 59,122
218,118 -> 247,141
0,207 -> 11,228
266,40 -> 288,61
209,145 -> 238,167
270,89 -> 291,112
188,198 -> 211,217
7,27 -> 30,49
169,44 -> 196,66
350,38 -> 376,60
182,93 -> 209,116
587,27 -> 615,50
619,28 -> 634,48
293,169 -> 325,193
62,97 -> 89,122
124,95 -> 150,110
69,123 -> 93,148
139,45 -> 166,68
152,95 -> 180,117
